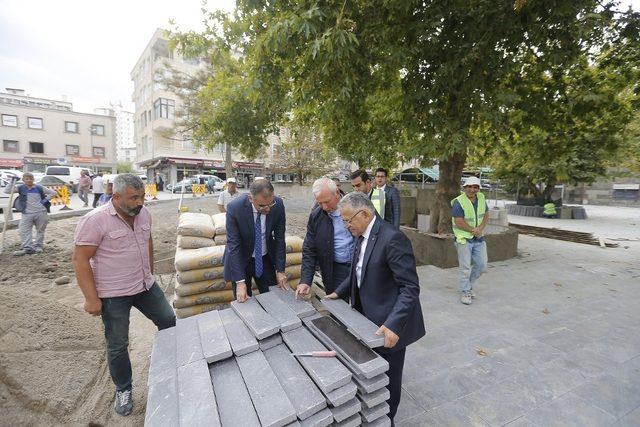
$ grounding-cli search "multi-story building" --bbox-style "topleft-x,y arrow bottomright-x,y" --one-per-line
131,29 -> 265,186
0,88 -> 116,173
96,104 -> 135,164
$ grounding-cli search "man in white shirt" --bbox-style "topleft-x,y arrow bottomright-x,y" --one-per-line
92,173 -> 105,208
217,177 -> 240,213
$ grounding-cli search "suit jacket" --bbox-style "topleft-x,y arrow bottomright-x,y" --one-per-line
223,193 -> 286,282
300,205 -> 336,288
335,217 -> 425,352
370,185 -> 401,229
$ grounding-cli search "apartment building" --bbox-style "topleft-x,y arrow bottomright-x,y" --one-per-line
96,105 -> 135,164
0,88 -> 116,173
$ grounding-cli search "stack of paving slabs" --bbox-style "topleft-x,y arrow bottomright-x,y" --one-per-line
145,287 -> 392,427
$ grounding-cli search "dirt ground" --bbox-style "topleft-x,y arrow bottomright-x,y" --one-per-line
0,195 -> 309,426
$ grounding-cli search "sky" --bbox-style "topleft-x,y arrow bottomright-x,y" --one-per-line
0,0 -> 638,115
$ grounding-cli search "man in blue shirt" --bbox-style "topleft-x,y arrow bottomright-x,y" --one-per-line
296,177 -> 354,298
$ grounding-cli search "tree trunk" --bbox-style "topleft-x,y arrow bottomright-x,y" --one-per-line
429,152 -> 467,234
225,142 -> 233,179
542,180 -> 556,201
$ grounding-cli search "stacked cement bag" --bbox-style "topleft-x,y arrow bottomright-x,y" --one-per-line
284,236 -> 303,289
176,212 -> 216,249
212,213 -> 227,245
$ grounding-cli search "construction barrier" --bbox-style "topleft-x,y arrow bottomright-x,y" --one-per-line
192,184 -> 206,197
51,185 -> 72,210
145,183 -> 158,200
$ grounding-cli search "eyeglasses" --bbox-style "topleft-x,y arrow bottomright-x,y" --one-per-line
256,201 -> 277,210
342,209 -> 364,225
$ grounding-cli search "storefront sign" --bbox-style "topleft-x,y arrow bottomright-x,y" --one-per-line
71,156 -> 101,164
203,160 -> 225,169
233,161 -> 264,169
23,156 -> 57,165
168,157 -> 203,166
0,158 -> 23,167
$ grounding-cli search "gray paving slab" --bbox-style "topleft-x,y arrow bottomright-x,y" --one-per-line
360,402 -> 389,423
286,422 -> 301,427
148,326 -> 176,385
305,316 -> 388,379
272,287 -> 317,318
333,411 -> 362,426
321,298 -> 384,348
209,357 -> 261,427
571,374 -> 640,419
145,375 -> 179,427
299,407 -> 334,427
219,308 -> 260,356
361,415 -> 390,427
176,316 -> 204,367
256,291 -> 303,331
236,349 -> 297,427
263,344 -> 327,420
260,333 -> 283,351
178,359 -> 221,427
330,397 -> 362,423
522,391 -> 617,426
197,310 -> 233,363
325,381 -> 358,407
352,373 -> 388,394
358,388 -> 390,409
282,326 -> 352,393
232,298 -> 280,339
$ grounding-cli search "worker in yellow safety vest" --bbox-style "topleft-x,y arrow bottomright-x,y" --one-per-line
543,201 -> 557,218
451,176 -> 489,305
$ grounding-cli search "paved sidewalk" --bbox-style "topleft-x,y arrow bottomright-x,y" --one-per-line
397,235 -> 640,426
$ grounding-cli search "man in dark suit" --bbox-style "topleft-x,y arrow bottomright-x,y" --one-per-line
295,178 -> 353,298
223,179 -> 288,302
373,167 -> 401,229
326,192 -> 425,422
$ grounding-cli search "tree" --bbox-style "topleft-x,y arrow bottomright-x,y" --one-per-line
116,162 -> 134,173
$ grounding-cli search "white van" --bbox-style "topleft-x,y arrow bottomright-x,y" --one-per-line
45,166 -> 92,193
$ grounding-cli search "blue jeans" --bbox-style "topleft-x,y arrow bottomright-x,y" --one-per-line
455,240 -> 487,292
101,283 -> 175,391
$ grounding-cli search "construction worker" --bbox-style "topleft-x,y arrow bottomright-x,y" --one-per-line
451,176 -> 489,305
543,201 -> 557,218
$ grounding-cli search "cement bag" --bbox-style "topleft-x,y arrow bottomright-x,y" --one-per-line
174,246 -> 225,271
173,289 -> 235,309
285,236 -> 304,254
175,303 -> 228,319
287,279 -> 299,290
285,252 -> 302,267
177,212 -> 215,238
176,266 -> 224,284
284,264 -> 302,280
175,278 -> 231,297
177,235 -> 215,249
214,235 -> 227,245
212,213 -> 226,235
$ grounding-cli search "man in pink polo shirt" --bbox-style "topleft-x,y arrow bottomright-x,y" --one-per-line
72,173 -> 175,417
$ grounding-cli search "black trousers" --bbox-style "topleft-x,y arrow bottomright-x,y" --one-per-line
376,347 -> 406,422
328,261 -> 351,296
92,193 -> 103,208
231,255 -> 276,297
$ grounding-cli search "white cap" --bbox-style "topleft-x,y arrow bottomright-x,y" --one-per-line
463,176 -> 481,187
227,177 -> 236,183
254,176 -> 266,181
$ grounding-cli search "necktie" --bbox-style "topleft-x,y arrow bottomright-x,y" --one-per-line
351,235 -> 365,310
254,212 -> 263,277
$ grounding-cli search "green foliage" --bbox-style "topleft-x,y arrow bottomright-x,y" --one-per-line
116,162 -> 134,173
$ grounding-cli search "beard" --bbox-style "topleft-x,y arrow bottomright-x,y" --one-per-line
122,204 -> 143,217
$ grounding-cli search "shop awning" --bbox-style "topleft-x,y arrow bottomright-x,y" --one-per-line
0,158 -> 23,167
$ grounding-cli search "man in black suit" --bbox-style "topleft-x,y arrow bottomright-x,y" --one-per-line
373,167 -> 401,229
326,192 -> 425,422
295,178 -> 353,298
223,179 -> 288,302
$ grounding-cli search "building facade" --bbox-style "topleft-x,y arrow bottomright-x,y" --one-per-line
0,88 -> 116,173
96,105 -> 135,164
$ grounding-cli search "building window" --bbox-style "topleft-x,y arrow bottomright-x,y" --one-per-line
2,114 -> 18,127
66,144 -> 80,155
153,98 -> 175,120
612,189 -> 639,200
2,140 -> 19,153
91,124 -> 105,136
141,112 -> 148,128
65,121 -> 79,133
28,117 -> 43,129
29,142 -> 44,154
93,147 -> 105,158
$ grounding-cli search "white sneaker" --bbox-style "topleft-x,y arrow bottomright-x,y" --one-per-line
460,291 -> 472,305
469,289 -> 476,299
34,247 -> 43,253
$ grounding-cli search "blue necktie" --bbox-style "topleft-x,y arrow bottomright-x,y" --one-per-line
254,212 -> 263,278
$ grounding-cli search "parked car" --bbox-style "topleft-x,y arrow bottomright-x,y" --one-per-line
170,181 -> 194,194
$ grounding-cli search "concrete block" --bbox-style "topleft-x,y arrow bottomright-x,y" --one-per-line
330,397 -> 362,423
209,358 -> 261,427
282,327 -> 352,393
305,316 -> 388,379
197,310 -> 233,363
178,359 -> 221,427
299,408 -> 333,427
352,373 -> 388,395
320,299 -> 384,348
286,422 -> 301,427
357,388 -> 390,409
231,298 -> 280,340
272,287 -> 316,318
264,344 -> 327,420
148,326 -> 176,386
260,333 -> 283,351
325,381 -> 358,407
360,402 -> 389,423
176,316 -> 204,367
145,375 -> 179,427
333,412 -> 362,427
219,308 -> 260,356
256,291 -> 303,331
361,415 -> 390,427
236,350 -> 297,427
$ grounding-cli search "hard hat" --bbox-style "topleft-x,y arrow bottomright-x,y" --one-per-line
463,176 -> 482,187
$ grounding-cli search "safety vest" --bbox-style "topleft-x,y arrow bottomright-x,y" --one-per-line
543,203 -> 556,215
370,188 -> 385,219
451,192 -> 486,244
